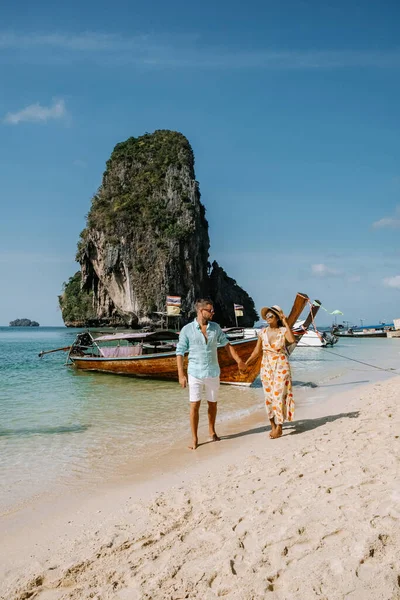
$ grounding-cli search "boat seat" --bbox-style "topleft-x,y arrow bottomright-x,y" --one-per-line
99,345 -> 142,358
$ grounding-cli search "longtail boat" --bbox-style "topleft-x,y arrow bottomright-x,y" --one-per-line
39,292 -> 311,386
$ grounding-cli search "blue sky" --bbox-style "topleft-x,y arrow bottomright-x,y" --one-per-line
0,0 -> 399,326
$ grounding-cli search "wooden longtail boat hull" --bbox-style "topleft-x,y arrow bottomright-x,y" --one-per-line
299,299 -> 320,331
70,338 -> 260,385
335,331 -> 386,338
69,292 -> 311,386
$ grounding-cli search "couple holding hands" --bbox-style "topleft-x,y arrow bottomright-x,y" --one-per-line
176,299 -> 295,450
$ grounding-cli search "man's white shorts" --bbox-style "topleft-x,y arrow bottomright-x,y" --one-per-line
188,374 -> 220,403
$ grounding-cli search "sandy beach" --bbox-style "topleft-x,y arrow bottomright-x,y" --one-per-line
1,376 -> 399,600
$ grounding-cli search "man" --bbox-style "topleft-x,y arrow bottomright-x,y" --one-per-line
176,298 -> 247,450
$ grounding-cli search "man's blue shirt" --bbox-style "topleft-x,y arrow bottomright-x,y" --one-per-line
176,318 -> 229,378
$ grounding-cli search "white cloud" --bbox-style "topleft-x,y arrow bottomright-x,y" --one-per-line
311,263 -> 342,277
311,265 -> 360,282
372,206 -> 400,229
0,32 -> 131,51
373,217 -> 400,229
4,99 -> 66,125
0,31 -> 400,70
383,275 -> 400,289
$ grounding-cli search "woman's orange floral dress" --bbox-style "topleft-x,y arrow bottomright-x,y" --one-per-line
260,327 -> 294,424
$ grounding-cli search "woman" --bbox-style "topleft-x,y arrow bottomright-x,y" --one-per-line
246,305 -> 296,439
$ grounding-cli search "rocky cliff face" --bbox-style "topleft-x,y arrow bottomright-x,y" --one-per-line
60,130 -> 258,327
209,261 -> 258,327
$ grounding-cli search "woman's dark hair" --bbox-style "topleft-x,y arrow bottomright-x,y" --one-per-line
270,311 -> 283,328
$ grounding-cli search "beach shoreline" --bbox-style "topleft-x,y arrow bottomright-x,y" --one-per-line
2,327 -> 398,520
1,375 -> 399,599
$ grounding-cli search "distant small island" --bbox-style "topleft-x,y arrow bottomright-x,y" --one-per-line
9,319 -> 40,327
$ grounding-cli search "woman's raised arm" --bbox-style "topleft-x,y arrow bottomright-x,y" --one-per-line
281,314 -> 296,344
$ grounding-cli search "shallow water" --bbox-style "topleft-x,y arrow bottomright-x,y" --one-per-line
1,327 -> 399,513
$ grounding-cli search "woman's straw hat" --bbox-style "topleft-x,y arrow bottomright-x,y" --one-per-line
260,305 -> 283,321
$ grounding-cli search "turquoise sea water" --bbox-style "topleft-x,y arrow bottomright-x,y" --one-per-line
1,326 -> 399,514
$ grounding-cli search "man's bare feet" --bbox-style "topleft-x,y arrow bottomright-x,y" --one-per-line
270,424 -> 282,439
188,438 -> 198,450
211,433 -> 220,442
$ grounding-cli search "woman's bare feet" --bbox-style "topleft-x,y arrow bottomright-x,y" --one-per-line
211,433 -> 221,442
269,418 -> 276,438
188,438 -> 198,450
270,424 -> 282,439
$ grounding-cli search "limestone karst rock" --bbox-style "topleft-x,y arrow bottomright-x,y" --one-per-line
60,130 -> 258,327
209,261 -> 258,327
9,319 -> 40,327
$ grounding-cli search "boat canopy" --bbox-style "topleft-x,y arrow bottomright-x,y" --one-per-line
93,330 -> 180,343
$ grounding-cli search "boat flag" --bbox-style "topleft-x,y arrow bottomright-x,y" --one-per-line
234,303 -> 244,317
313,301 -> 343,316
166,295 -> 181,316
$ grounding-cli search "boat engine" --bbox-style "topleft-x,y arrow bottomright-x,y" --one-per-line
322,331 -> 338,346
70,332 -> 93,355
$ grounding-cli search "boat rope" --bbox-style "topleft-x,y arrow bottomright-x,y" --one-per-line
295,298 -> 399,374
295,339 -> 399,374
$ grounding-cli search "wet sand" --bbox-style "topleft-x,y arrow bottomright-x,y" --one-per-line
1,377 -> 399,599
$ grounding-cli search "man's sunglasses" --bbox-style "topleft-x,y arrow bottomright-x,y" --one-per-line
202,307 -> 215,314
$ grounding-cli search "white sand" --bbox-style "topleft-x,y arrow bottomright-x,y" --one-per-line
1,377 -> 399,600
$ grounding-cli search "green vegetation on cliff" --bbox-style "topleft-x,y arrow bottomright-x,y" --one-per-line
79,130 -> 198,250
60,129 -> 256,328
59,272 -> 95,324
